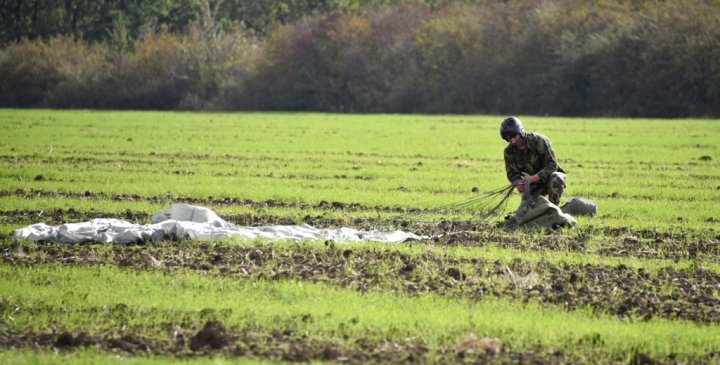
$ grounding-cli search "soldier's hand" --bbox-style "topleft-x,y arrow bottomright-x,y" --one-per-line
522,172 -> 540,183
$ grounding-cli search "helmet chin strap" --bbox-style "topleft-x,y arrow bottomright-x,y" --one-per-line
508,134 -> 526,150
516,137 -> 527,150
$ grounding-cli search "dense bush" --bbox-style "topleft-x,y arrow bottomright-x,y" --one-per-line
0,29 -> 255,110
1,0 -> 718,117
0,37 -> 109,107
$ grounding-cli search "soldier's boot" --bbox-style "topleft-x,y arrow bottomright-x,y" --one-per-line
547,172 -> 566,206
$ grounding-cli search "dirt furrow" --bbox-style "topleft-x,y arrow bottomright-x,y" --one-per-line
4,207 -> 719,261
2,242 -> 718,323
0,189 -> 414,213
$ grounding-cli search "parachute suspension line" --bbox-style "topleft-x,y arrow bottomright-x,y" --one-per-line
397,180 -> 519,221
434,183 -> 516,220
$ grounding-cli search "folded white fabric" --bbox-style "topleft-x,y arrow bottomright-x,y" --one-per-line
560,197 -> 598,217
14,204 -> 425,244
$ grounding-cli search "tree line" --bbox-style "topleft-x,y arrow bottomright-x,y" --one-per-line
1,0 -> 718,117
0,0 -> 408,46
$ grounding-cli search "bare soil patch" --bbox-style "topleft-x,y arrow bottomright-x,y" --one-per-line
2,241 -> 718,324
3,205 -> 718,262
0,319 -> 595,364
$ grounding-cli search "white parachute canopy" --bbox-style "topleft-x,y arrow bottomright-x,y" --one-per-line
14,203 -> 426,244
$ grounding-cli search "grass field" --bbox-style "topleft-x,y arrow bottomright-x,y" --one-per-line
1,109 -> 719,363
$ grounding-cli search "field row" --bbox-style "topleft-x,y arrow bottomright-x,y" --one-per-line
3,240 -> 719,324
2,258 -> 719,364
3,209 -> 720,266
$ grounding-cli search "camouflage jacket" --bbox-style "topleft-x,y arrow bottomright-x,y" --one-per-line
503,132 -> 563,185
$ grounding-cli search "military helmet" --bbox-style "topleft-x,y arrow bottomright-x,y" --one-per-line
500,116 -> 525,141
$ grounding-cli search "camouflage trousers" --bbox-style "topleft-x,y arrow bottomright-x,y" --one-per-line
529,172 -> 566,206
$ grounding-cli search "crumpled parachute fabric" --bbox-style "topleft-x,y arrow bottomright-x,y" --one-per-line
500,174 -> 597,231
560,197 -> 597,217
503,196 -> 597,231
13,203 -> 426,244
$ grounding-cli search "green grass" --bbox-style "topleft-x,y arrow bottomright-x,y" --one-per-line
1,262 -> 717,362
0,348 -> 276,365
1,109 -> 719,230
1,109 -> 720,363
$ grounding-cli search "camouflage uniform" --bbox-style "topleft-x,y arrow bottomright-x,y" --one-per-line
504,132 -> 566,205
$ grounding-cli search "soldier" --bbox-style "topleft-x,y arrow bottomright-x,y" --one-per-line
500,116 -> 566,205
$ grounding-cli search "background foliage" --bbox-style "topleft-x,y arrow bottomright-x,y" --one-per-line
1,0 -> 718,117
